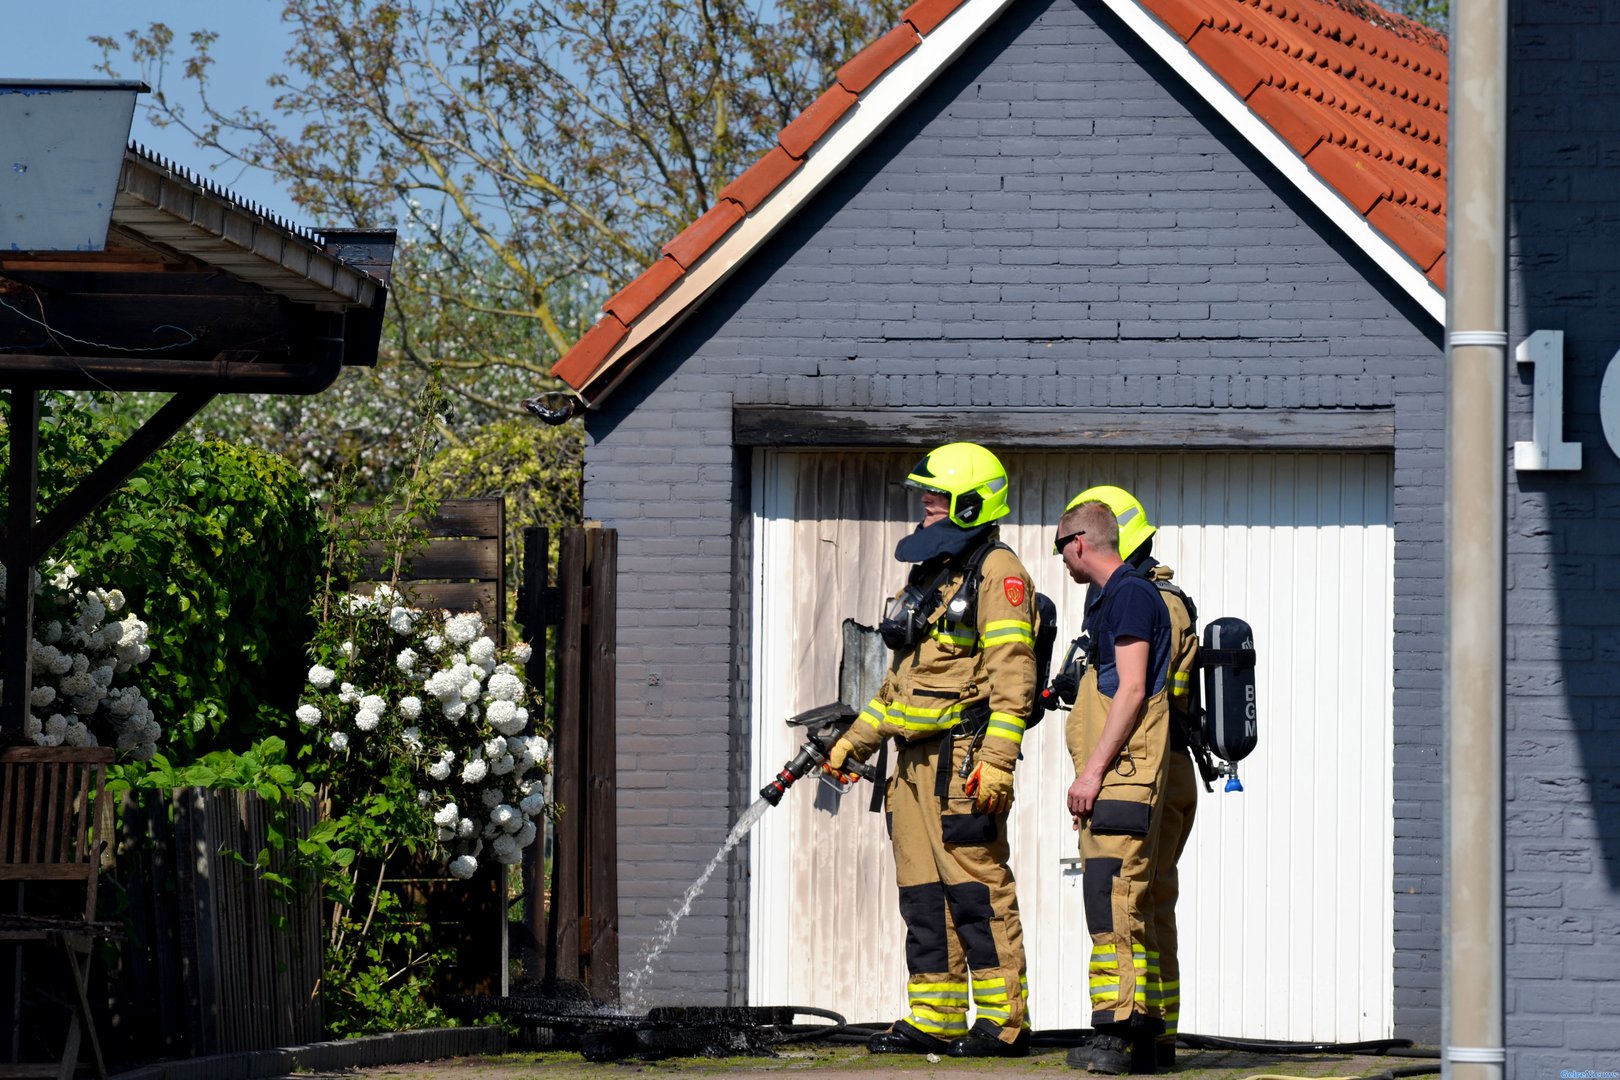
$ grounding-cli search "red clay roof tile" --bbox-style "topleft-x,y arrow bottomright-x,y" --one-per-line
779,84 -> 860,160
602,254 -> 685,326
551,313 -> 630,389
662,199 -> 748,269
1192,23 -> 1284,98
1368,197 -> 1444,270
1249,84 -> 1328,155
839,24 -> 924,95
903,0 -> 969,37
718,146 -> 805,212
1142,0 -> 1214,40
1306,142 -> 1394,212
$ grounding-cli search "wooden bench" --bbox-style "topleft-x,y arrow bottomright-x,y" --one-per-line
0,745 -> 119,1080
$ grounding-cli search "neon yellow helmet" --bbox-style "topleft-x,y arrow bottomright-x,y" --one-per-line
906,443 -> 1011,527
1066,485 -> 1156,559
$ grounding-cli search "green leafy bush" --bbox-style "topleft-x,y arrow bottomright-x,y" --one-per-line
1,391 -> 325,760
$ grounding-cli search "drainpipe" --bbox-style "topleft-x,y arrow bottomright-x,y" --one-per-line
1444,0 -> 1506,1074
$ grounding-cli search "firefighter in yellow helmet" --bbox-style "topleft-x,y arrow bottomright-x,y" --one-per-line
1062,487 -> 1201,1072
1053,488 -> 1179,1075
825,442 -> 1037,1058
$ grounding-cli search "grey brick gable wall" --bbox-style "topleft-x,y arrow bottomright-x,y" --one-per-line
1506,0 -> 1620,1072
585,0 -> 1443,1038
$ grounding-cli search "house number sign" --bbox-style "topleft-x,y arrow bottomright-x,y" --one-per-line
1514,329 -> 1620,471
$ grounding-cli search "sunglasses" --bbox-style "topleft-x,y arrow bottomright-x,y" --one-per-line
1053,529 -> 1085,554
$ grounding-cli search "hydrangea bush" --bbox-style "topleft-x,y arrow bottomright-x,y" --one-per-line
296,585 -> 549,879
0,561 -> 158,758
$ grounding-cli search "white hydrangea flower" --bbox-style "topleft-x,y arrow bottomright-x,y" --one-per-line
491,834 -> 520,865
482,788 -> 505,809
457,817 -> 476,838
308,664 -> 337,689
490,753 -> 515,776
355,709 -> 381,732
468,637 -> 497,667
511,642 -> 533,665
43,620 -> 63,644
296,704 -> 322,727
396,648 -> 418,674
428,758 -> 452,781
359,694 -> 386,715
442,700 -> 468,722
489,804 -> 520,832
461,757 -> 489,784
30,685 -> 56,708
338,682 -> 359,704
401,726 -> 423,752
417,789 -> 432,806
329,731 -> 350,751
448,855 -> 478,879
339,641 -> 356,659
388,606 -> 418,635
433,802 -> 461,827
460,678 -> 483,701
425,634 -> 446,654
485,671 -> 524,704
521,790 -> 547,817
445,612 -> 483,646
423,670 -> 463,701
483,735 -> 507,760
103,589 -> 126,613
517,821 -> 538,849
398,696 -> 423,721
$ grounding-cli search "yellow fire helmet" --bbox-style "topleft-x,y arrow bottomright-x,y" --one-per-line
905,442 -> 1011,528
1066,484 -> 1156,559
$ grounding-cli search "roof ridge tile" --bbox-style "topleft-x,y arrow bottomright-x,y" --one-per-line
838,23 -> 924,94
902,0 -> 969,36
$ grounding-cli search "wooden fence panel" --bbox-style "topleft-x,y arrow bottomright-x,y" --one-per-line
109,789 -> 321,1064
523,525 -> 617,1001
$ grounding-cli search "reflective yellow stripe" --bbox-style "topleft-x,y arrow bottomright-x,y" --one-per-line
883,699 -> 964,735
1170,671 -> 1190,698
907,984 -> 965,1003
905,1013 -> 969,1036
987,712 -> 1026,745
860,697 -> 885,729
931,623 -> 976,648
982,619 -> 1034,648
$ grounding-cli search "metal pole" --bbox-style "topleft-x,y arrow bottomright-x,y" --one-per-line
1444,0 -> 1506,1073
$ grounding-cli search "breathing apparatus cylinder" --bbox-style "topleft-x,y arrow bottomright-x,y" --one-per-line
1200,616 -> 1258,788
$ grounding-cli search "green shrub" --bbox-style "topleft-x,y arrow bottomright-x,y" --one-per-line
1,391 -> 325,760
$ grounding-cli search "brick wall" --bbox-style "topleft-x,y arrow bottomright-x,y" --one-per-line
1506,0 -> 1620,1072
586,0 -> 1444,1037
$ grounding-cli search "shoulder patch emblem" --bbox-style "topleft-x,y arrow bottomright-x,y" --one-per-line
1003,577 -> 1026,607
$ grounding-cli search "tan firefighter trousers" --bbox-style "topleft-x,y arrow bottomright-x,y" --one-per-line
886,730 -> 1028,1043
1143,745 -> 1198,1040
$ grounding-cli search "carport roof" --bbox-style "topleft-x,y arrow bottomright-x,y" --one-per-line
552,0 -> 1448,404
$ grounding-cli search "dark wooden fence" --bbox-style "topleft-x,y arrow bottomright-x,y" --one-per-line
354,498 -> 507,644
517,525 -> 619,1002
110,789 -> 322,1063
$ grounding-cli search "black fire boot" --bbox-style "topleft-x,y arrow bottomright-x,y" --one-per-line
866,1019 -> 949,1055
947,1017 -> 1031,1058
1155,1038 -> 1177,1069
1065,1022 -> 1134,1073
1129,1016 -> 1163,1074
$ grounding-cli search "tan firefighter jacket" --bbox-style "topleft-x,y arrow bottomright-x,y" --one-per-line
845,539 -> 1037,772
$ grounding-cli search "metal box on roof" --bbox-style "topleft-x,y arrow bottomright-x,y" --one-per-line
0,79 -> 145,252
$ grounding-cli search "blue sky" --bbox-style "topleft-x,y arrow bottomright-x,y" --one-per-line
4,0 -> 306,223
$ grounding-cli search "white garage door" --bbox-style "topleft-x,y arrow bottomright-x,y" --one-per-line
747,449 -> 1394,1043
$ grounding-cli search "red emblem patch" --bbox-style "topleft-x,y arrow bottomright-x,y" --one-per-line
1003,577 -> 1026,607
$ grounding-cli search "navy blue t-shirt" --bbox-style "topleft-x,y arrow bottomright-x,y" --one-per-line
1082,564 -> 1172,699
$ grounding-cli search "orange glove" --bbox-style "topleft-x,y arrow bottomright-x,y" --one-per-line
821,736 -> 862,780
964,761 -> 1014,814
